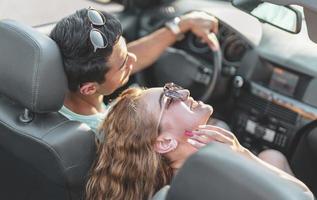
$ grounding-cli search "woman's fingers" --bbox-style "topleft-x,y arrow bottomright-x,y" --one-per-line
187,126 -> 245,152
191,130 -> 233,146
190,134 -> 215,144
187,138 -> 206,149
198,125 -> 235,139
197,125 -> 243,148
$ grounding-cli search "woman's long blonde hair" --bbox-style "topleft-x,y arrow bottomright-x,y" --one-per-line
85,87 -> 173,200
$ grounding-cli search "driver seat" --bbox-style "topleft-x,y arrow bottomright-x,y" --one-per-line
0,19 -> 96,200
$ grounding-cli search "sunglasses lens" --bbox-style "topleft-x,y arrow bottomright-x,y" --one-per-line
90,29 -> 108,51
88,9 -> 105,26
164,85 -> 188,102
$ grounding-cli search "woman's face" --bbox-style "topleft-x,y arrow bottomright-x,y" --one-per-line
141,87 -> 213,147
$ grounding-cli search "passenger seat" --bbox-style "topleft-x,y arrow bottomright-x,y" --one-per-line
152,143 -> 314,200
0,19 -> 96,200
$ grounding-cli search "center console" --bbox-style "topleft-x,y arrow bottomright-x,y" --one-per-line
231,61 -> 317,155
232,85 -> 298,155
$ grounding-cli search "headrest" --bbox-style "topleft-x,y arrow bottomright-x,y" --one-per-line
166,143 -> 313,200
0,19 -> 67,113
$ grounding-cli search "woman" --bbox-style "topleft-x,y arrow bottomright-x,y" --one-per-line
85,83 -> 312,200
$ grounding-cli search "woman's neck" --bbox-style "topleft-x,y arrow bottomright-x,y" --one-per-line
168,152 -> 188,174
170,160 -> 185,175
167,136 -> 200,175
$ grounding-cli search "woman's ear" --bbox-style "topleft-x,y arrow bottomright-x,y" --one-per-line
79,82 -> 97,95
154,135 -> 178,154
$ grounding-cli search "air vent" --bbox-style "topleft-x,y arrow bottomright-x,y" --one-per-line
267,103 -> 298,124
239,93 -> 298,124
239,93 -> 267,113
222,35 -> 248,63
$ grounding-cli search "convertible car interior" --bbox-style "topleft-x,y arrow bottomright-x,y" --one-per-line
0,0 -> 317,199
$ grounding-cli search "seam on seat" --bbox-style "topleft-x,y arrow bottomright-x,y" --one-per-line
40,118 -> 96,172
41,119 -> 95,174
39,118 -> 71,138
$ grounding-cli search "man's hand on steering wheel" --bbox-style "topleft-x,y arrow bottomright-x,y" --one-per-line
179,11 -> 220,51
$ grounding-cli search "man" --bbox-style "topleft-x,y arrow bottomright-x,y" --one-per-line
50,8 -> 219,139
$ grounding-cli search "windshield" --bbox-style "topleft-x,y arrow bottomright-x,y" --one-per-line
0,0 -> 123,26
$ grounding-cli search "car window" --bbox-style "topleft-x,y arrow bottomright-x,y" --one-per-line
0,0 -> 123,26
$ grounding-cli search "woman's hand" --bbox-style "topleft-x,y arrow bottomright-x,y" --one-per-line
187,125 -> 245,152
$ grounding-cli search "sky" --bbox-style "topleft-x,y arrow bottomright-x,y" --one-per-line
0,0 -> 122,26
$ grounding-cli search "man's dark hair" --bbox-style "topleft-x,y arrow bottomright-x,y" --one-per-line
50,9 -> 122,91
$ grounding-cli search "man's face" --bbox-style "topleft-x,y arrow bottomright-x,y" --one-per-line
98,37 -> 137,95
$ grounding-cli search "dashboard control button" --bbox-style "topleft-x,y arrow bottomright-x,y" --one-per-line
268,117 -> 278,124
278,126 -> 287,134
233,76 -> 244,88
195,71 -> 211,85
263,129 -> 275,142
254,126 -> 266,138
246,120 -> 256,134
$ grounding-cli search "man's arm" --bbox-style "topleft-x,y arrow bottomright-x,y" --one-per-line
128,27 -> 178,74
128,11 -> 219,74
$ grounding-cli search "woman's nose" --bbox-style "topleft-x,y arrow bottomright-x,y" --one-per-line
179,89 -> 190,99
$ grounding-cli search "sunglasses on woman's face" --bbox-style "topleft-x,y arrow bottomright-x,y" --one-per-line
163,82 -> 189,109
87,8 -> 109,52
156,83 -> 190,133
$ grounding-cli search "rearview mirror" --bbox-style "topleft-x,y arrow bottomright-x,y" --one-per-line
89,0 -> 111,4
232,0 -> 302,33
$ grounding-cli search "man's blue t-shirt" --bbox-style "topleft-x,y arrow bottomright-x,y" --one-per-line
59,105 -> 107,141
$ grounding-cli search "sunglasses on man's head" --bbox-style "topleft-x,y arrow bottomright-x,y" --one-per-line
87,8 -> 109,52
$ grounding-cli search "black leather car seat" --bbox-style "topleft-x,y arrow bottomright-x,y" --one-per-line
152,143 -> 314,200
0,19 -> 96,200
291,120 -> 317,196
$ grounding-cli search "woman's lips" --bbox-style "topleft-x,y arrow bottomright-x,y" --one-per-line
190,100 -> 201,110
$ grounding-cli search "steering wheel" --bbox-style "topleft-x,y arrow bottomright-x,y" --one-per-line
136,32 -> 222,102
